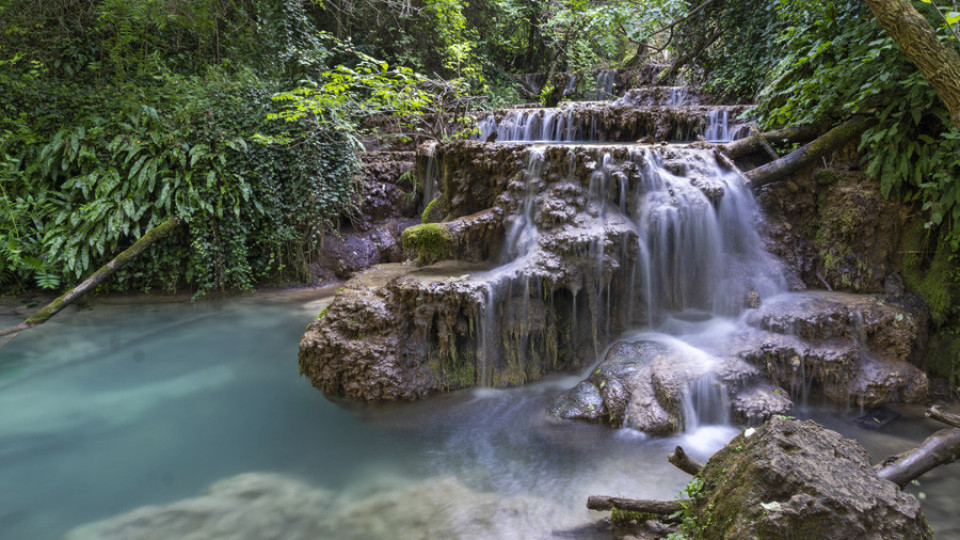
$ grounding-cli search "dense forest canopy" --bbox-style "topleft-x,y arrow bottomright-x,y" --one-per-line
0,0 -> 958,308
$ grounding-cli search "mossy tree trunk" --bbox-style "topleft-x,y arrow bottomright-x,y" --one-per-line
864,0 -> 960,130
0,217 -> 181,338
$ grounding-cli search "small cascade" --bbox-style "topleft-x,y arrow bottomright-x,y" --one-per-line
668,86 -> 695,106
561,74 -> 579,98
501,149 -> 546,261
475,109 -> 582,143
474,104 -> 752,143
683,374 -> 732,430
420,142 -> 439,211
593,70 -> 617,100
704,109 -> 750,142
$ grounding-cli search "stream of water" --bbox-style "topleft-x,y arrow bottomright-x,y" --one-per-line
1,293 -> 958,539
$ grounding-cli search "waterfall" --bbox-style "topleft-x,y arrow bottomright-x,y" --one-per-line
593,70 -> 616,100
501,148 -> 545,261
420,142 -> 438,211
627,147 -> 784,321
683,374 -> 732,430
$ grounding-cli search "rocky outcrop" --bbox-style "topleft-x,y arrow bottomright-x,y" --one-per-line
756,162 -> 909,294
737,291 -> 929,408
301,142 -> 754,401
551,339 -> 778,433
682,417 -> 931,539
553,290 -> 929,433
312,151 -> 419,282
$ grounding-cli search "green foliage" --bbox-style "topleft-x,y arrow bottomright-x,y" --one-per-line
0,1 -> 360,295
687,0 -> 960,286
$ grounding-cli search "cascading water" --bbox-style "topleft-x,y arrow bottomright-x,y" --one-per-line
703,109 -> 751,142
593,70 -> 617,100
475,109 -> 581,143
470,143 -> 785,430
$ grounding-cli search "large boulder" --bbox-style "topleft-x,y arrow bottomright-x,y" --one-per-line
681,417 -> 931,539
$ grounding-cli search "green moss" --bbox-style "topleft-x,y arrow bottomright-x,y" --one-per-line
926,331 -> 960,382
611,508 -> 657,526
919,239 -> 956,326
421,197 -> 443,223
317,305 -> 330,319
813,168 -> 838,186
903,226 -> 958,327
401,223 -> 454,265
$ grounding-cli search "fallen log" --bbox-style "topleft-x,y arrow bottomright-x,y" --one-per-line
0,217 -> 181,338
719,124 -> 819,159
927,405 -> 960,429
586,495 -> 685,521
743,117 -> 874,187
668,445 -> 703,476
874,427 -> 960,488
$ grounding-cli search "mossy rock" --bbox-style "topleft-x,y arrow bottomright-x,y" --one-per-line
422,197 -> 445,223
813,168 -> 839,186
401,223 -> 454,266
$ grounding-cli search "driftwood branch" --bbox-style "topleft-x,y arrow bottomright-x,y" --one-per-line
927,405 -> 960,429
874,427 -> 960,488
719,124 -> 819,159
0,217 -> 181,338
668,445 -> 704,476
587,496 -> 685,521
744,117 -> 874,187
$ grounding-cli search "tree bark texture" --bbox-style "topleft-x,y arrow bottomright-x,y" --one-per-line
874,428 -> 960,487
0,217 -> 181,338
668,445 -> 704,476
928,405 -> 960,429
864,0 -> 960,129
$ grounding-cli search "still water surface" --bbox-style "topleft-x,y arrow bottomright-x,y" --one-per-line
0,291 -> 957,539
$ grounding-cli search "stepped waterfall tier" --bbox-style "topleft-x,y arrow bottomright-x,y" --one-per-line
299,138 -> 928,428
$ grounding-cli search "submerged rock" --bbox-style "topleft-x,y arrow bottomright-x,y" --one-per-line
683,416 -> 931,539
67,473 -> 583,540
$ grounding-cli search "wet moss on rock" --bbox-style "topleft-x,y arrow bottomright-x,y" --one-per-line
402,223 -> 454,265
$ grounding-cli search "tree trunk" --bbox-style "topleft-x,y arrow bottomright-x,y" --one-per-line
719,124 -> 820,159
864,0 -> 960,130
874,428 -> 960,487
744,117 -> 874,186
0,217 -> 181,338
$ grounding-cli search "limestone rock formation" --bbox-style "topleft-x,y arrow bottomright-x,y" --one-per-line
737,291 -> 929,408
311,151 -> 420,282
